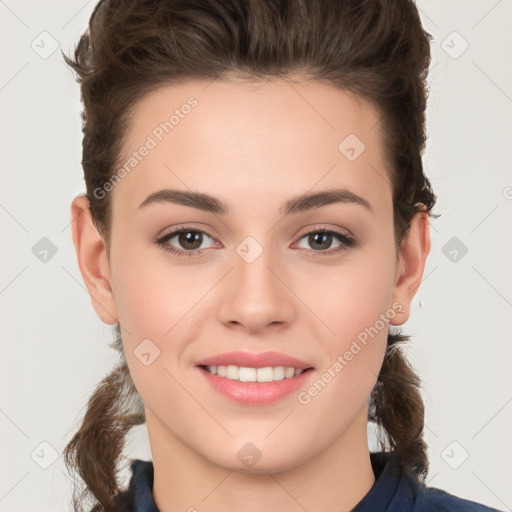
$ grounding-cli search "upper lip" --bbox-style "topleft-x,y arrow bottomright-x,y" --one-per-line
195,351 -> 314,370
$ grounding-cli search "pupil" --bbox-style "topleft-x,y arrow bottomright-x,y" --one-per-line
311,233 -> 331,250
180,231 -> 202,250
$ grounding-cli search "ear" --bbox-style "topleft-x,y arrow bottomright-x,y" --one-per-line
389,206 -> 431,326
70,195 -> 119,325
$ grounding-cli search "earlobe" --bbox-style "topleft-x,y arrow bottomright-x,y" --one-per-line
70,195 -> 119,325
389,207 -> 431,326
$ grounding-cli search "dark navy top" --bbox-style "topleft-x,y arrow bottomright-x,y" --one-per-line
113,451 -> 504,511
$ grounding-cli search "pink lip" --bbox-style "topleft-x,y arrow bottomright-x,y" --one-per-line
195,351 -> 314,370
197,366 -> 315,405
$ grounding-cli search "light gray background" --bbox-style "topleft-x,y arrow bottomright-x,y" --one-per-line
1,1 -> 511,511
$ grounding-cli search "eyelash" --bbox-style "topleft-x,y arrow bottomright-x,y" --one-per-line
154,224 -> 357,258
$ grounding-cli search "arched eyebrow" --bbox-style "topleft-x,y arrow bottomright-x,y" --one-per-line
138,187 -> 373,215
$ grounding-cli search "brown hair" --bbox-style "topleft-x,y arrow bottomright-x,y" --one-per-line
62,0 -> 437,510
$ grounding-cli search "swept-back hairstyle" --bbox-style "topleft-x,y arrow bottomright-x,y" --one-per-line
62,0 -> 437,510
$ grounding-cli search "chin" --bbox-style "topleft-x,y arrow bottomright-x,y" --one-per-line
205,443 -> 309,475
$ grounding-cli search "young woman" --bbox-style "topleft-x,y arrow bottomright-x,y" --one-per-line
62,0 -> 503,511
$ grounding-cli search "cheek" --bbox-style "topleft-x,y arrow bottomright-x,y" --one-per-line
111,222 -> 396,376
293,257 -> 396,439
110,245 -> 215,397
111,243 -> 203,339
308,237 -> 397,349
112,222 -> 397,363
111,250 -> 199,419
301,232 -> 396,397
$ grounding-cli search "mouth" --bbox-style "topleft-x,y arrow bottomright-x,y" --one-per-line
197,364 -> 315,406
198,364 -> 314,382
194,351 -> 315,405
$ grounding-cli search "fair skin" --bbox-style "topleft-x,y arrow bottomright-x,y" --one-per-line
71,78 -> 430,512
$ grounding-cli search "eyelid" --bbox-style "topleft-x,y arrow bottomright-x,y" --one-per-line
156,223 -> 217,240
294,224 -> 354,240
157,224 -> 351,243
154,225 -> 221,256
155,223 -> 357,257
291,226 -> 357,254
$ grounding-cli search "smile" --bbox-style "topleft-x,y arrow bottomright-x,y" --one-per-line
202,364 -> 306,382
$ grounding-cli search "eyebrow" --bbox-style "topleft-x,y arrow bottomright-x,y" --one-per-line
138,187 -> 373,215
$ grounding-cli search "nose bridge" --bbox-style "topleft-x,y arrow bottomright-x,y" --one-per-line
218,235 -> 295,331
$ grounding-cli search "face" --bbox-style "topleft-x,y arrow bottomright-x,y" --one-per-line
76,78 -> 427,473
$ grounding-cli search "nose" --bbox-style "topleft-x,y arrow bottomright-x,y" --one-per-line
217,244 -> 296,334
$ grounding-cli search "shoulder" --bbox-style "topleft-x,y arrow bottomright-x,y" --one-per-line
355,452 -> 504,512
410,475 -> 504,512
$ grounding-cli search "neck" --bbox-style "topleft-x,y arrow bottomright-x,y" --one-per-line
147,407 -> 376,512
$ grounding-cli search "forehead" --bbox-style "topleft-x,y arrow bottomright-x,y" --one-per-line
112,78 -> 391,215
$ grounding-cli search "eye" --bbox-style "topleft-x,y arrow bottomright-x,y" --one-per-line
155,226 -> 218,257
294,228 -> 356,256
155,225 -> 357,258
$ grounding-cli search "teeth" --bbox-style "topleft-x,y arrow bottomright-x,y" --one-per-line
284,367 -> 295,378
205,365 -> 305,382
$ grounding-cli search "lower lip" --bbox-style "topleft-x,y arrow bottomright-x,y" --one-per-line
198,366 -> 314,405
